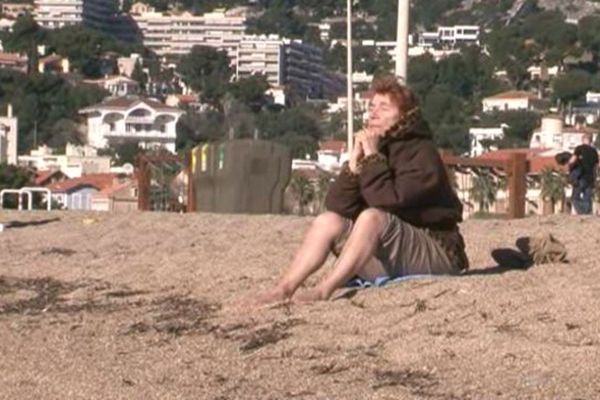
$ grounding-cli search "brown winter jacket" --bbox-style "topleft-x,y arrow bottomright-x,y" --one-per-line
325,112 -> 469,271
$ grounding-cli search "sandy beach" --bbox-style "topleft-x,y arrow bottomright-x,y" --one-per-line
1,210 -> 599,399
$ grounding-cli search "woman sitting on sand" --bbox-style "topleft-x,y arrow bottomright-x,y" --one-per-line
256,75 -> 469,304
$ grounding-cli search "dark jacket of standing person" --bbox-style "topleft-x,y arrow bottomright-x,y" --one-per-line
572,143 -> 599,186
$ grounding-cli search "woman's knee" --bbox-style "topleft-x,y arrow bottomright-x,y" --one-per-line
355,208 -> 388,230
311,211 -> 348,237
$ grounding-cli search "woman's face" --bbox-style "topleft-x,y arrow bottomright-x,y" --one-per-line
367,93 -> 401,136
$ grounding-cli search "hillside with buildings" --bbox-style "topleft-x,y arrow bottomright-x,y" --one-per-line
1,0 -> 600,216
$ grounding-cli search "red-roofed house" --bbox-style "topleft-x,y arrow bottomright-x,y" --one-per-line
317,140 -> 347,171
79,96 -> 184,154
0,52 -> 28,73
34,169 -> 68,186
46,173 -> 125,210
38,54 -> 69,74
165,94 -> 202,110
482,90 -> 546,113
91,180 -> 138,212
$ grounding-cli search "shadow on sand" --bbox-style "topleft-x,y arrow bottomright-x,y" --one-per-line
464,237 -> 534,276
4,218 -> 61,229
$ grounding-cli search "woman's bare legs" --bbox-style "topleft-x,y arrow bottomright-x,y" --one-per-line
253,211 -> 348,305
294,208 -> 388,302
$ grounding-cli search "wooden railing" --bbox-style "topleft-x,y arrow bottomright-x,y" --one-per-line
442,153 -> 529,219
136,153 -> 186,212
136,149 -> 531,219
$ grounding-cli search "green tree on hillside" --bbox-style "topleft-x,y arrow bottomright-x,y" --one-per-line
552,69 -> 592,107
177,46 -> 232,107
44,25 -> 137,78
0,164 -> 33,190
246,0 -> 308,38
408,54 -> 438,100
407,46 -> 504,153
0,164 -> 34,208
131,60 -> 147,93
0,69 -> 106,153
520,10 -> 577,64
323,42 -> 346,73
176,109 -> 227,151
578,15 -> 600,54
478,110 -> 540,148
228,75 -> 271,113
257,104 -> 324,157
411,0 -> 463,30
421,85 -> 469,153
2,15 -> 44,73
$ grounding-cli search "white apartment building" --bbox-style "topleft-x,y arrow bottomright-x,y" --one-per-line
236,35 -> 282,87
0,18 -> 15,33
131,6 -> 246,59
117,53 -> 143,77
586,91 -> 600,104
34,0 -> 119,30
530,115 -> 598,152
83,75 -> 140,96
330,38 -> 460,66
79,96 -> 184,154
34,0 -> 83,28
236,35 -> 327,99
34,0 -> 137,42
408,46 -> 460,61
418,25 -> 480,47
527,64 -> 560,81
468,125 -> 507,157
17,144 -> 112,177
0,104 -> 18,165
482,90 -> 543,113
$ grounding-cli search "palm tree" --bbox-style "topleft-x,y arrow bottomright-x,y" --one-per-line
289,175 -> 315,216
469,171 -> 497,213
539,167 -> 565,215
314,174 -> 333,214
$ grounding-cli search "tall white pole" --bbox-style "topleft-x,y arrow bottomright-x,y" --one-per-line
346,0 -> 353,154
395,0 -> 410,81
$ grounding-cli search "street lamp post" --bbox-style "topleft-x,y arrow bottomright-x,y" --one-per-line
346,0 -> 354,154
395,0 -> 410,81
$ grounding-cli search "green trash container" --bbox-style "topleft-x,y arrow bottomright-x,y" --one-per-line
191,139 -> 291,214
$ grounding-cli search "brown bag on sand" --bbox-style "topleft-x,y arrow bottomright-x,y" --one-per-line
519,234 -> 568,265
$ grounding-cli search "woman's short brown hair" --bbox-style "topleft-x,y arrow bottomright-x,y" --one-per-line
370,75 -> 418,114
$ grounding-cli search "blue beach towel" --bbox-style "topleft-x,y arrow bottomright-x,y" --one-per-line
345,274 -> 447,288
